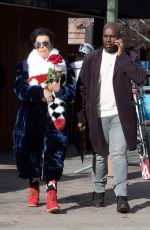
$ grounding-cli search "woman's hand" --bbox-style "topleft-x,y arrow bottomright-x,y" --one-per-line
50,79 -> 61,93
43,88 -> 53,103
43,79 -> 61,103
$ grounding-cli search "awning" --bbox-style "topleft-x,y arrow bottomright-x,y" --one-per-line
0,0 -> 150,18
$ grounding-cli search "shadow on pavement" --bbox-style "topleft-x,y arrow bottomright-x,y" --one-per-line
0,169 -> 28,193
128,170 -> 141,180
58,180 -> 150,214
60,173 -> 89,182
0,169 -> 90,193
131,200 -> 150,213
58,191 -> 96,214
128,181 -> 150,213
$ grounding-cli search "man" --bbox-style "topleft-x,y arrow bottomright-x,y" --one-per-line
74,22 -> 146,213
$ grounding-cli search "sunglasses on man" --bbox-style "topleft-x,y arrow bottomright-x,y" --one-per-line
34,41 -> 50,49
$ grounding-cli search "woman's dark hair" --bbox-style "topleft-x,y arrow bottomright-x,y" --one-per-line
30,27 -> 56,45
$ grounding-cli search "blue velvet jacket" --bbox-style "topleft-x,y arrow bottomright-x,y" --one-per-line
13,60 -> 75,154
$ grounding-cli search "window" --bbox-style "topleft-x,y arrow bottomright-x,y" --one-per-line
68,18 -> 94,44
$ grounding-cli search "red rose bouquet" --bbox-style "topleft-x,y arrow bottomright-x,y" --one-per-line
45,54 -> 66,88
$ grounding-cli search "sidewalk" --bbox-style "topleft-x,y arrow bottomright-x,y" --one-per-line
0,145 -> 150,230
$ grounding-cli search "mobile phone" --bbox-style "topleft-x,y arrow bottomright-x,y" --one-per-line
106,37 -> 120,53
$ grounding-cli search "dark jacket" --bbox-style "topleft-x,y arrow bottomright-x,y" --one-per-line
74,48 -> 146,153
13,60 -> 75,154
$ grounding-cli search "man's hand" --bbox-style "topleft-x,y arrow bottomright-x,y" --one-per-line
77,123 -> 86,132
114,38 -> 125,56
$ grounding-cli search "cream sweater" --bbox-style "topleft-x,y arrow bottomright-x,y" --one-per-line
97,49 -> 118,117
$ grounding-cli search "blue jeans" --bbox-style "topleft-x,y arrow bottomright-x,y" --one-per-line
92,115 -> 128,196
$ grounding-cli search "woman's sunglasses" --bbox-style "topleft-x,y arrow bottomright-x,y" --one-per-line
34,41 -> 50,49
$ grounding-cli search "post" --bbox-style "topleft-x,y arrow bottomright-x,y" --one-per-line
106,0 -> 118,177
107,0 -> 118,22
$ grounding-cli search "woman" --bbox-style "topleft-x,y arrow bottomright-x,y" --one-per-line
13,27 -> 75,213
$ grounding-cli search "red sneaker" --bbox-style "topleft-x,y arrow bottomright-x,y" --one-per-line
28,184 -> 40,207
46,190 -> 60,213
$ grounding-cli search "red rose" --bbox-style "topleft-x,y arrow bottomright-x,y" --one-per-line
47,54 -> 63,64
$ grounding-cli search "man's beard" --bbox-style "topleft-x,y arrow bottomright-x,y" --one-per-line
105,44 -> 118,53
